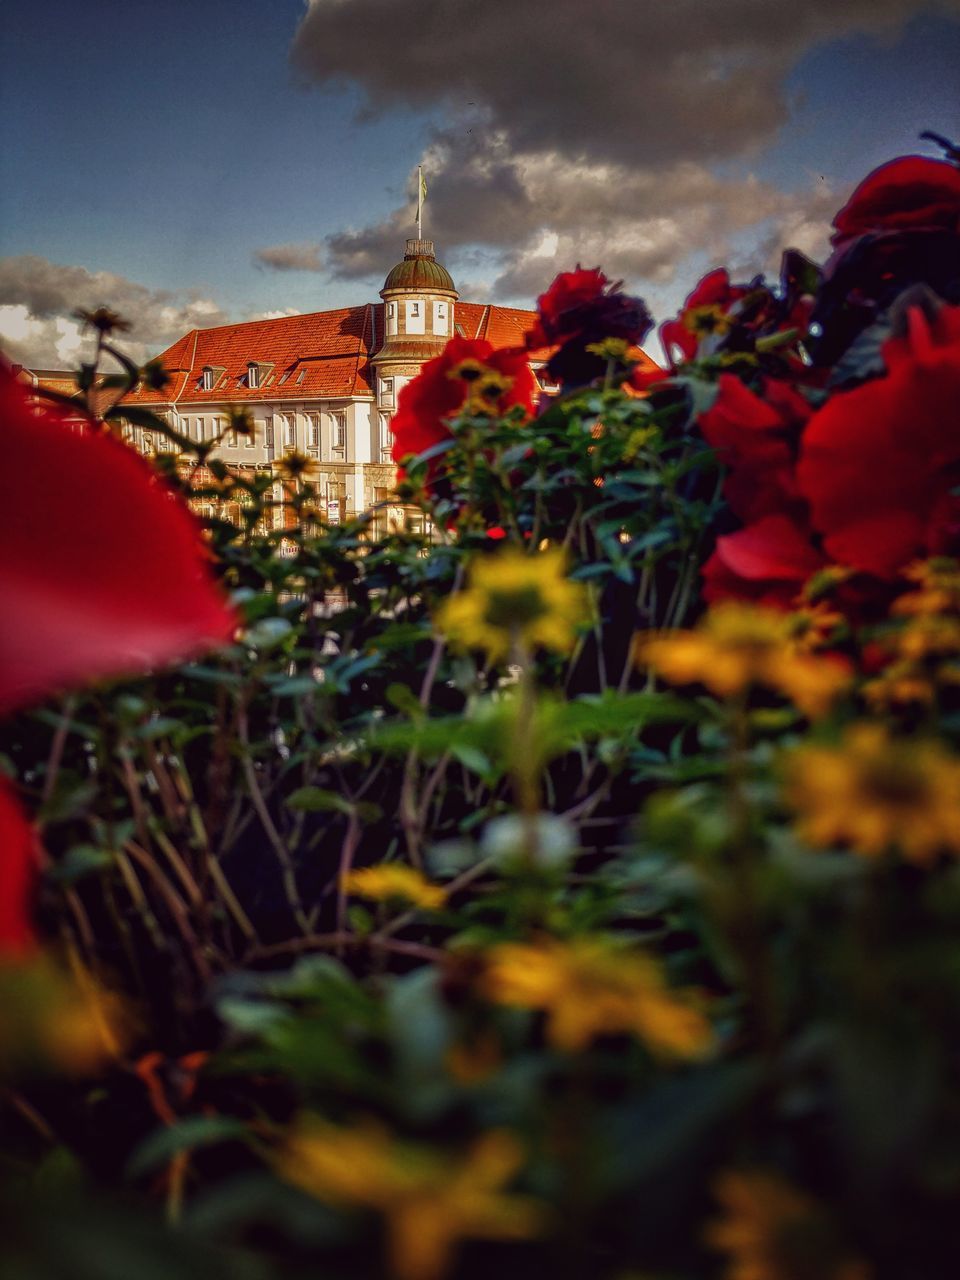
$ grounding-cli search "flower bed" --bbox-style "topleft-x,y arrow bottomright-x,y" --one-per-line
2,137 -> 960,1279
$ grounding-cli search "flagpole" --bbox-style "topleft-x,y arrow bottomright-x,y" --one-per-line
417,165 -> 423,240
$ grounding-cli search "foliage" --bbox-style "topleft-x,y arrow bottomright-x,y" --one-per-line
2,136 -> 960,1279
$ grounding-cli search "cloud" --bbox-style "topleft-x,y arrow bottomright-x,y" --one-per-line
253,242 -> 325,272
0,255 -> 229,368
292,0 -> 957,169
292,0 -> 957,318
322,128 -> 838,307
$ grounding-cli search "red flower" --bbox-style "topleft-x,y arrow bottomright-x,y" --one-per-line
0,361 -> 236,954
0,777 -> 39,958
525,267 -> 652,386
390,336 -> 536,472
796,301 -> 960,578
702,514 -> 825,607
698,375 -> 810,523
831,155 -> 960,248
526,267 -> 610,349
1,365 -> 236,714
660,269 -> 749,364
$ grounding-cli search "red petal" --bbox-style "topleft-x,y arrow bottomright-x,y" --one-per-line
797,308 -> 960,577
832,155 -> 960,245
0,776 -> 39,959
0,365 -> 236,713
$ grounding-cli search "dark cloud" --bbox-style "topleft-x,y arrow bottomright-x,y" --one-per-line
253,242 -> 325,272
292,0 -> 956,168
322,129 -> 838,305
0,254 -> 228,368
294,0 -> 956,310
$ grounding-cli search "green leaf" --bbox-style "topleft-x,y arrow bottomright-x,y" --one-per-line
51,844 -> 114,884
286,786 -> 354,814
127,1116 -> 252,1178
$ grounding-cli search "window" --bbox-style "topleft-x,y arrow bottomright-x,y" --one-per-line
247,362 -> 260,389
307,413 -> 320,449
245,425 -> 257,448
142,433 -> 154,453
380,376 -> 394,408
433,301 -> 449,335
196,418 -> 205,442
277,413 -> 295,448
379,413 -> 392,461
331,413 -> 346,454
405,299 -> 425,334
386,301 -> 397,336
202,367 -> 213,391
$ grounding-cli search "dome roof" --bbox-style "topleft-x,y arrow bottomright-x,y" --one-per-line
382,239 -> 456,294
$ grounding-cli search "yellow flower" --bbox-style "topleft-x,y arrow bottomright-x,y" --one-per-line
684,303 -> 734,338
639,604 -> 850,718
585,337 -> 632,360
895,614 -> 960,661
276,1117 -> 545,1280
784,723 -> 960,865
436,548 -> 589,662
705,1170 -> 871,1280
862,662 -> 934,712
276,449 -> 320,484
894,557 -> 960,616
342,864 -> 446,911
0,954 -> 128,1075
481,936 -> 712,1058
447,358 -> 516,416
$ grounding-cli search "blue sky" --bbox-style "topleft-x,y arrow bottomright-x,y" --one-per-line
1,0 -> 958,366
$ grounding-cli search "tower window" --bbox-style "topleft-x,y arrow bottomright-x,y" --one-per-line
405,300 -> 425,334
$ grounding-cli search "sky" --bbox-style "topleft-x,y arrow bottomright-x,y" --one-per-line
1,0 -> 958,368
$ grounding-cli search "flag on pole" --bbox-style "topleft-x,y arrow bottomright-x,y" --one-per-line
416,165 -> 427,237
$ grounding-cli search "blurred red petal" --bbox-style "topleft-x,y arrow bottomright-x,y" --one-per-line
0,364 -> 236,713
703,514 -> 824,607
0,776 -> 39,959
832,155 -> 960,246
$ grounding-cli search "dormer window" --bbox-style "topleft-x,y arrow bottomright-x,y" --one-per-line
201,365 -> 224,392
247,362 -> 260,389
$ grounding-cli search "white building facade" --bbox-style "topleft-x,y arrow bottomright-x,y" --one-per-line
120,240 -> 540,532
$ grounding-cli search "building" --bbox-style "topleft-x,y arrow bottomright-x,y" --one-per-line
18,240 -> 660,535
116,239 -> 552,533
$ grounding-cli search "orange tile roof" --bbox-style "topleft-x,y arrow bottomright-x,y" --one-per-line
125,304 -> 377,407
122,300 -> 660,407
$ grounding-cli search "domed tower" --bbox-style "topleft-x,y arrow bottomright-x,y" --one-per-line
372,238 -> 458,419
